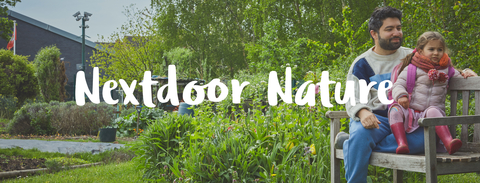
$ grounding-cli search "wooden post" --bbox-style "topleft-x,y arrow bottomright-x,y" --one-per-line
393,169 -> 403,183
330,117 -> 341,183
424,126 -> 437,183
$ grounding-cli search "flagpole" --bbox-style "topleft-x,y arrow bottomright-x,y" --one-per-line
13,20 -> 16,55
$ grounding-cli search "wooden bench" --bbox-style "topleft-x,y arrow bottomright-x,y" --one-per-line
327,77 -> 480,183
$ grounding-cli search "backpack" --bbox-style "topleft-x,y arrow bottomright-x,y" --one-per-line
387,63 -> 455,107
387,63 -> 455,132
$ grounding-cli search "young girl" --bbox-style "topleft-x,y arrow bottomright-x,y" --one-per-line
389,31 -> 477,155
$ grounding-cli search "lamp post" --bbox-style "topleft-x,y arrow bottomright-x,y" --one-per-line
72,11 -> 92,72
135,105 -> 143,137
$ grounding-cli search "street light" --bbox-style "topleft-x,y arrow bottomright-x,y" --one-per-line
72,11 -> 93,72
135,105 -> 143,137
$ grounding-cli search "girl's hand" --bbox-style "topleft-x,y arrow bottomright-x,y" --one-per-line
398,97 -> 409,109
461,68 -> 477,78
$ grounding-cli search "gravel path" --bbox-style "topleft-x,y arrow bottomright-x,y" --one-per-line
0,139 -> 124,154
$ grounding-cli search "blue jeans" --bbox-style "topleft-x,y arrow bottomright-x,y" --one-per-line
343,114 -> 425,183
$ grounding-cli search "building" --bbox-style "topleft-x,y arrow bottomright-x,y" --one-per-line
0,10 -> 103,101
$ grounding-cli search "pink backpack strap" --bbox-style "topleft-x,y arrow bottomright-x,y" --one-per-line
447,66 -> 455,81
405,64 -> 417,132
406,64 -> 417,94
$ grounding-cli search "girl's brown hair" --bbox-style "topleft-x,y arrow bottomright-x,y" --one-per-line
399,31 -> 447,72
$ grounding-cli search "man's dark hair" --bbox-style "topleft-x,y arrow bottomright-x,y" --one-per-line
368,6 -> 402,36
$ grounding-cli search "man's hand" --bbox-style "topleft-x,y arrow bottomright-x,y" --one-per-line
398,97 -> 409,109
461,68 -> 478,78
357,109 -> 381,129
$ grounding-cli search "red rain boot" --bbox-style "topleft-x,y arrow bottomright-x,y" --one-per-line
436,125 -> 462,155
391,123 -> 410,154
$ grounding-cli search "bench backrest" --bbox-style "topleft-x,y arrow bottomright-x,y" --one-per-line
448,77 -> 480,152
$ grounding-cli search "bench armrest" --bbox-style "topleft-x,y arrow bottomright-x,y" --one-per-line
418,115 -> 480,126
326,111 -> 350,119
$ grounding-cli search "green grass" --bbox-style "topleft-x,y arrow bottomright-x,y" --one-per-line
3,161 -> 144,183
0,147 -> 135,164
0,147 -> 65,159
0,135 -> 134,145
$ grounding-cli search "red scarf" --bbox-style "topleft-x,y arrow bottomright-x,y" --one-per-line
411,52 -> 451,83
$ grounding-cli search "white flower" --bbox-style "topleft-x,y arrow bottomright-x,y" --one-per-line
286,63 -> 290,66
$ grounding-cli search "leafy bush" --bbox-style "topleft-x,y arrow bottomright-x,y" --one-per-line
7,101 -> 115,135
7,102 -> 52,135
131,113 -> 195,180
51,102 -> 115,135
0,94 -> 17,119
132,99 -> 346,182
0,49 -> 38,105
112,107 -> 165,137
34,45 -> 67,102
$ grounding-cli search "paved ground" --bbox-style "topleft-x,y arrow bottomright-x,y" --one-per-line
0,139 -> 125,154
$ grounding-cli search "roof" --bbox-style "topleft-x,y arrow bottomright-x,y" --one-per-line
7,10 -> 100,49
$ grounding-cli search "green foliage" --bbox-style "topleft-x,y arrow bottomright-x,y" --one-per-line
132,100 -> 347,182
7,102 -> 52,135
34,45 -> 66,103
49,101 -> 115,135
46,157 -> 91,166
0,49 -> 38,105
0,0 -> 21,40
111,107 -> 165,137
44,159 -> 63,173
232,70 -> 269,101
0,146 -> 134,165
163,47 -> 197,79
0,94 -> 17,119
246,20 -> 336,79
387,0 -> 480,72
7,101 -> 115,135
91,6 -> 162,86
130,113 -> 195,180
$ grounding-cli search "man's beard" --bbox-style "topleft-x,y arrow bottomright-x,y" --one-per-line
378,34 -> 403,50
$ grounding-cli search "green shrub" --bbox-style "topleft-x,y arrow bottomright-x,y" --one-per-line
51,102 -> 115,135
0,94 -> 17,119
131,113 -> 195,180
34,45 -> 67,102
7,102 -> 115,135
7,102 -> 52,135
0,49 -> 38,105
112,107 -> 164,137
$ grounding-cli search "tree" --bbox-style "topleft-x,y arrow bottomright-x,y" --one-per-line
34,45 -> 67,102
0,49 -> 37,105
152,0 -> 383,78
0,0 -> 21,40
91,5 -> 162,86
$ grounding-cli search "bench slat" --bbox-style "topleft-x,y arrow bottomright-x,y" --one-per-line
461,91 -> 470,144
418,115 -> 480,126
437,161 -> 480,175
335,149 -> 427,173
449,77 -> 480,91
450,90 -> 458,137
475,91 -> 480,143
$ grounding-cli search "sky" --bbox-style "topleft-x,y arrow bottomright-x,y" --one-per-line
10,0 -> 152,42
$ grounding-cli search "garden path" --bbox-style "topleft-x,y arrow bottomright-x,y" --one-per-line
0,139 -> 124,154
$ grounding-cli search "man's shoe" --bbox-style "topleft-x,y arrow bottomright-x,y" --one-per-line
334,132 -> 349,149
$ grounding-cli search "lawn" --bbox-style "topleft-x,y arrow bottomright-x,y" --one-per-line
3,161 -> 143,183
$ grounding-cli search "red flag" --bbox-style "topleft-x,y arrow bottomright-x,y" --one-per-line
7,23 -> 16,50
